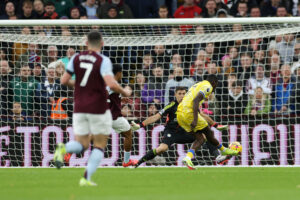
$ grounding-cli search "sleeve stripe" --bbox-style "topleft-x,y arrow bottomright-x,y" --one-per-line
199,91 -> 205,97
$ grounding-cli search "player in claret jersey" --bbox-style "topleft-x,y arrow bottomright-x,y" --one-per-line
107,64 -> 138,167
53,31 -> 131,186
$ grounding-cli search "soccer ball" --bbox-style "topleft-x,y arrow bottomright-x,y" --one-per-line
229,142 -> 242,154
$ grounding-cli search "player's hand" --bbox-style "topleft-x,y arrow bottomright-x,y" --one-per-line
191,120 -> 197,130
122,87 -> 132,97
131,121 -> 140,131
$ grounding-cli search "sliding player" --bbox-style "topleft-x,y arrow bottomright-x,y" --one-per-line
132,87 -> 230,168
53,31 -> 131,186
177,74 -> 239,170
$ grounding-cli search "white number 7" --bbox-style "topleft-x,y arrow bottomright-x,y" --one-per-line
80,62 -> 93,87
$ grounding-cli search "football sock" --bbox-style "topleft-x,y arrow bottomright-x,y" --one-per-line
65,141 -> 83,154
84,148 -> 104,181
186,149 -> 195,159
206,142 -> 220,158
217,144 -> 225,151
124,151 -> 130,163
137,149 -> 157,165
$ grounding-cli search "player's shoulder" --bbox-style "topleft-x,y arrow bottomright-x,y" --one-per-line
98,53 -> 112,65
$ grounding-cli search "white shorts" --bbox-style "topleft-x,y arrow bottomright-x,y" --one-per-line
112,117 -> 131,134
73,110 -> 112,136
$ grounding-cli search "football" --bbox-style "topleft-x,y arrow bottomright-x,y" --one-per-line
229,142 -> 242,154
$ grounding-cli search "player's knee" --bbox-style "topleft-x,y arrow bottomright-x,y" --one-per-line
156,143 -> 169,155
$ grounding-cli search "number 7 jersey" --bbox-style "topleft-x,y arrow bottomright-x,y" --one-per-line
66,51 -> 114,114
177,80 -> 213,113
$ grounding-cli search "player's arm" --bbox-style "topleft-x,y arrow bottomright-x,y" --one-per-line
101,56 -> 130,97
61,72 -> 75,87
199,109 -> 228,131
131,113 -> 162,131
61,55 -> 76,87
191,92 -> 204,129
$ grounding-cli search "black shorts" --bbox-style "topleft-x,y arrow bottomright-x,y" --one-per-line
161,127 -> 195,147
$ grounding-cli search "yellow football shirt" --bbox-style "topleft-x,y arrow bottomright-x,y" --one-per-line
178,80 -> 213,113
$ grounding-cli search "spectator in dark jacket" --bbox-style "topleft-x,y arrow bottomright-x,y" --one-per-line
43,2 -> 59,19
98,0 -> 133,19
33,0 -> 45,19
125,0 -> 158,18
222,80 -> 248,115
18,0 -> 37,19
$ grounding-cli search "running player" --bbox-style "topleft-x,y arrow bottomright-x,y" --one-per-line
177,74 -> 239,170
108,64 -> 138,167
53,31 -> 131,186
132,87 -> 230,168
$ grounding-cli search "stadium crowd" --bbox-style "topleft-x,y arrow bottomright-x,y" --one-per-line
1,0 -> 300,122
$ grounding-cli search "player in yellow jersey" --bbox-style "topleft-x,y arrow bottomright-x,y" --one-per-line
177,74 -> 239,170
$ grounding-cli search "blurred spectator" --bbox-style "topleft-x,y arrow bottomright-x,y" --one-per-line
174,0 -> 202,33
238,52 -> 254,86
70,7 -> 81,19
276,34 -> 296,64
192,59 -> 206,81
235,1 -> 248,17
51,87 -> 72,120
36,63 -> 61,117
18,0 -> 37,19
203,62 -> 219,78
244,87 -> 271,116
246,65 -> 272,95
0,49 -> 8,60
205,43 -> 219,63
43,2 -> 59,19
32,63 -> 46,83
296,2 -> 300,16
293,43 -> 300,62
16,43 -> 41,71
134,71 -> 147,94
261,0 -> 281,17
147,103 -> 159,116
105,5 -> 119,19
9,65 -> 39,116
33,0 -> 45,19
222,80 -> 248,115
140,54 -> 154,76
228,47 -> 239,67
59,47 -> 75,68
0,60 -> 13,116
141,65 -> 166,104
124,0 -> 158,18
42,45 -> 59,66
10,102 -> 29,121
81,0 -> 98,19
201,0 -> 216,18
151,45 -> 171,67
158,5 -> 169,18
54,60 -> 65,79
164,66 -> 194,105
276,5 -> 289,17
121,104 -> 135,120
228,0 -> 257,17
122,83 -> 145,119
253,50 -> 266,65
221,55 -> 235,76
48,0 -> 74,18
0,1 -> 17,20
273,64 -> 296,114
269,53 -> 281,86
98,0 -> 133,19
12,27 -> 30,63
250,6 -> 261,17
216,8 -> 228,18
169,54 -> 182,70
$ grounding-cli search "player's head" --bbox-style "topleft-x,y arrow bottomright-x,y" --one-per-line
175,86 -> 187,103
86,31 -> 103,50
112,64 -> 122,82
206,74 -> 218,91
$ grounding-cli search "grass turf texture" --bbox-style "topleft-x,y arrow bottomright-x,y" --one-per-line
1,168 -> 300,200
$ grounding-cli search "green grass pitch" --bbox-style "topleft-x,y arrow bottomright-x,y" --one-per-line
1,167 -> 300,200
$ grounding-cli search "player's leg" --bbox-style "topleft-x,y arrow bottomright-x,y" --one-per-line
54,113 -> 89,169
204,140 -> 231,165
135,128 -> 174,168
79,111 -> 112,186
113,117 -> 138,167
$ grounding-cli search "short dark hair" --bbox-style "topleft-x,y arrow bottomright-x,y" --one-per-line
232,80 -> 243,87
159,5 -> 168,10
206,74 -> 218,85
175,86 -> 187,92
251,6 -> 260,10
23,0 -> 33,7
87,31 -> 102,46
45,2 -> 55,7
113,64 -> 122,75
